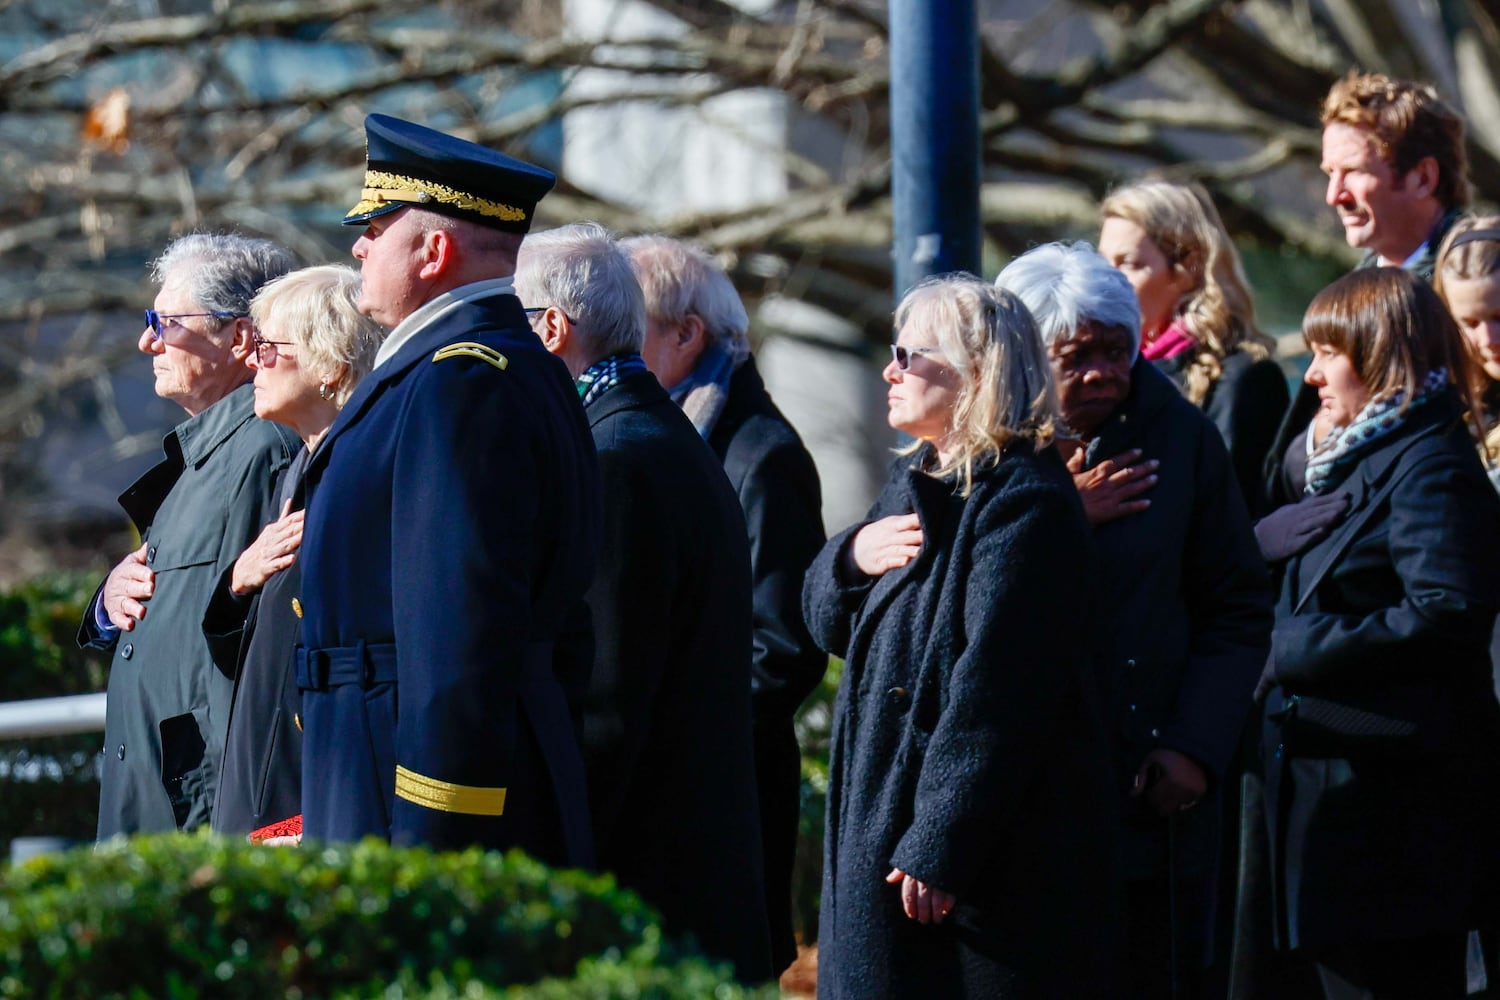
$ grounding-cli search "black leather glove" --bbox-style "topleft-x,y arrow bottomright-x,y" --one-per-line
1253,492 -> 1350,563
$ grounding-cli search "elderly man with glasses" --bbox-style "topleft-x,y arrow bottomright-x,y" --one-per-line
79,233 -> 301,840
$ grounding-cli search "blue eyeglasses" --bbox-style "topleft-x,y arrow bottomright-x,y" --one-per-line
144,310 -> 241,341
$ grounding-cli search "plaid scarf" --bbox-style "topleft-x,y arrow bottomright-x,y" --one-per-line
577,352 -> 648,408
1305,367 -> 1448,495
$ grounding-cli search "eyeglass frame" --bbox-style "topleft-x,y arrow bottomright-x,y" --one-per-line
251,331 -> 296,365
144,309 -> 242,342
523,305 -> 578,326
890,344 -> 943,371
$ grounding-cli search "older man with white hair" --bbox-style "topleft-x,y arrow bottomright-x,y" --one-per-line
621,235 -> 825,975
79,233 -> 301,839
517,222 -> 772,984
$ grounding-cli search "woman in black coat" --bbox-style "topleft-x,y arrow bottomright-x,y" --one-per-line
202,265 -> 384,837
1256,268 -> 1500,998
998,242 -> 1274,999
802,275 -> 1121,998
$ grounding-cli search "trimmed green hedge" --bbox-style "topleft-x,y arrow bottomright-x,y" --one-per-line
0,833 -> 774,998
0,573 -> 105,845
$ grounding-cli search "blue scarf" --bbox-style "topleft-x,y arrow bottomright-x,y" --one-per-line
577,352 -> 649,408
669,342 -> 739,438
1305,367 -> 1448,495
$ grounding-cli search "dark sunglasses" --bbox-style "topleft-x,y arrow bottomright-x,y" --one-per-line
252,332 -> 296,364
144,309 -> 241,341
890,344 -> 943,371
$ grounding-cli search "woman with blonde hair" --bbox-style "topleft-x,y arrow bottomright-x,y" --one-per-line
1434,214 -> 1500,487
1100,179 -> 1289,514
802,274 -> 1120,997
202,263 -> 385,838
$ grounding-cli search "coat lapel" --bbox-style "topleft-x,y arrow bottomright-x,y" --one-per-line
852,467 -> 955,645
1290,464 -> 1374,614
1290,411 -> 1447,613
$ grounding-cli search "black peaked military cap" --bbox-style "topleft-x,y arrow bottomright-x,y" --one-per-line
343,114 -> 556,233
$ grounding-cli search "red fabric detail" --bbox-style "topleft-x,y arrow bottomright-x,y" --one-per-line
249,814 -> 303,843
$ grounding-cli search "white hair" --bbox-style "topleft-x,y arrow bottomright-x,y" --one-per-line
249,265 -> 385,409
994,241 -> 1142,360
152,232 -> 298,315
619,234 -> 750,363
515,222 -> 646,358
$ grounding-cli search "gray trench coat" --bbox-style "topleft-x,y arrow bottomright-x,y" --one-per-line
79,382 -> 299,838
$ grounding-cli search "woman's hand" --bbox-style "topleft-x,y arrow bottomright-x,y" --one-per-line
847,513 -> 923,577
1131,748 -> 1207,816
230,500 -> 304,596
1064,446 -> 1159,525
885,868 -> 955,925
1253,492 -> 1350,562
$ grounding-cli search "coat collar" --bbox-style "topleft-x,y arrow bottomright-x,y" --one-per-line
1291,392 -> 1462,612
1084,358 -> 1177,466
583,369 -> 669,427
172,381 -> 259,468
311,294 -> 527,475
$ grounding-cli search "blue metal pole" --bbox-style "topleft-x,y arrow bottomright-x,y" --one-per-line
889,0 -> 982,300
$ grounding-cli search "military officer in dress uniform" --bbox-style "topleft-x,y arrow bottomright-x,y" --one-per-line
294,114 -> 601,863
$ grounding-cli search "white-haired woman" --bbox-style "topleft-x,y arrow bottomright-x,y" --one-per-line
1100,180 -> 1289,516
997,242 -> 1272,999
802,274 -> 1121,998
202,264 -> 384,838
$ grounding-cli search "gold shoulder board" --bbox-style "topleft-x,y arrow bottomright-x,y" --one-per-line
432,342 -> 508,371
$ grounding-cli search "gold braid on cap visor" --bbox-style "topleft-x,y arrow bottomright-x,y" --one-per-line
347,169 -> 527,223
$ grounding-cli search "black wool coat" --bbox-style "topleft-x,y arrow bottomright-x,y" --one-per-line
579,370 -> 772,984
202,450 -> 309,836
705,357 -> 826,974
803,443 -> 1122,1000
1083,360 -> 1273,880
1155,350 -> 1289,519
1261,393 -> 1500,952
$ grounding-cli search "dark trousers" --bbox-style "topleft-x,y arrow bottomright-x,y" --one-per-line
1315,933 -> 1468,1000
753,718 -> 801,975
1126,871 -> 1210,1000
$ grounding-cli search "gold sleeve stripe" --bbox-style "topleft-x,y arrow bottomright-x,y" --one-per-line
432,343 -> 508,371
358,169 -> 528,223
395,765 -> 507,816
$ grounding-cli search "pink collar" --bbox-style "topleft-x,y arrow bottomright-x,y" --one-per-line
1141,321 -> 1196,361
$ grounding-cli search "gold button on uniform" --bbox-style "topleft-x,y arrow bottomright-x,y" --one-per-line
291,598 -> 303,619
294,713 -> 302,732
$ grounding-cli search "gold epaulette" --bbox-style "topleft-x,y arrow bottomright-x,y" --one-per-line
395,765 -> 507,816
432,342 -> 508,371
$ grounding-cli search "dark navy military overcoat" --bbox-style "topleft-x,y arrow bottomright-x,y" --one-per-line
295,291 -> 601,864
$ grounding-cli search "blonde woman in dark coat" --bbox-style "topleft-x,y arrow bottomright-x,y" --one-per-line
1100,180 -> 1288,517
802,275 -> 1120,999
